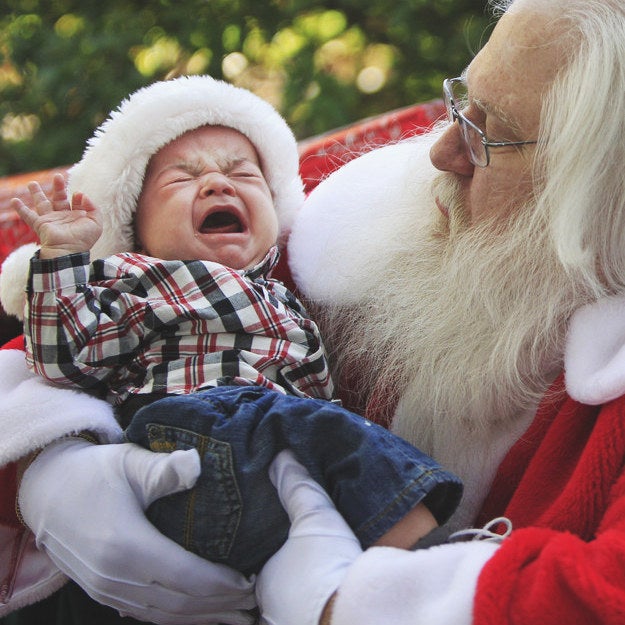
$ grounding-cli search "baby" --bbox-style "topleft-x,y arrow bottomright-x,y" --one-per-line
12,75 -> 462,576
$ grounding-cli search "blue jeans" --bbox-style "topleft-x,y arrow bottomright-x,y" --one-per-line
124,385 -> 462,575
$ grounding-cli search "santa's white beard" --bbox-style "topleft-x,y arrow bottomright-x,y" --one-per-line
317,173 -> 592,528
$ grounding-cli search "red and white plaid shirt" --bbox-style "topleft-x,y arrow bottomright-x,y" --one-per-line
25,247 -> 334,406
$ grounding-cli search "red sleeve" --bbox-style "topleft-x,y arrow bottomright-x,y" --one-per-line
474,394 -> 625,624
475,520 -> 625,624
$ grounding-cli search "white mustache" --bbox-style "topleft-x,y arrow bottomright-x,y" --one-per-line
431,173 -> 463,220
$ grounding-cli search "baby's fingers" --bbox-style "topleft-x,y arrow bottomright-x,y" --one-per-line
50,173 -> 71,211
26,181 -> 54,215
72,192 -> 95,212
11,197 -> 39,231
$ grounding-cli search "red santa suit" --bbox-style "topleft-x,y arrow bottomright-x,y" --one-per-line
2,138 -> 625,623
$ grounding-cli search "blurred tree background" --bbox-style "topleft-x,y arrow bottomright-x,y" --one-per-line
0,0 -> 495,176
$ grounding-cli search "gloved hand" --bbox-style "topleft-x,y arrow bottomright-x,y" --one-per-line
18,437 -> 256,625
256,450 -> 363,625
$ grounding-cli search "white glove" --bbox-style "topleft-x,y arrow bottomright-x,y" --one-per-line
256,450 -> 363,625
18,437 -> 256,625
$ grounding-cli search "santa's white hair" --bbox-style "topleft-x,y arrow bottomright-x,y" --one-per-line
533,0 -> 625,296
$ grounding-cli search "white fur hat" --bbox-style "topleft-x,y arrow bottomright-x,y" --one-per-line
1,75 -> 304,319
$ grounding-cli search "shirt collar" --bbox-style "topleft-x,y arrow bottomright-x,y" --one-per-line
242,245 -> 280,280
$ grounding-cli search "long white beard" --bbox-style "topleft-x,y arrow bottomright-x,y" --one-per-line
317,172 -> 592,528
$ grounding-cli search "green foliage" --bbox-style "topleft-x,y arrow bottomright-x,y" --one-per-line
0,0 -> 494,175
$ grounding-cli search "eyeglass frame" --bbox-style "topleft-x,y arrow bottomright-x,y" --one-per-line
443,77 -> 537,167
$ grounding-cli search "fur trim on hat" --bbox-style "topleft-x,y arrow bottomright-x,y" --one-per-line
0,243 -> 38,318
1,75 -> 304,320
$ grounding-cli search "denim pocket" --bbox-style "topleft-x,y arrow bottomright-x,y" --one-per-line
144,423 -> 242,561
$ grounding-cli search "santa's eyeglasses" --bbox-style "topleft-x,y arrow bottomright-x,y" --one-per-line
443,77 -> 537,167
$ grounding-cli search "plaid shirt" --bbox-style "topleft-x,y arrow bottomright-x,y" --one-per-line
25,247 -> 334,406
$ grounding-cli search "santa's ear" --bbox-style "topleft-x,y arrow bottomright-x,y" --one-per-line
288,134 -> 440,305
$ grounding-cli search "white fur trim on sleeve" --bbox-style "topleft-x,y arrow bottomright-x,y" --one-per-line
0,350 -> 121,465
565,293 -> 625,405
331,541 -> 498,625
288,133 -> 439,305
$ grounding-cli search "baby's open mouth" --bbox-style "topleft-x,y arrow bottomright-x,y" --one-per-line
199,211 -> 243,234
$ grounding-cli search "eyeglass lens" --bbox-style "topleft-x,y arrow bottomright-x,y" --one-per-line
444,81 -> 488,167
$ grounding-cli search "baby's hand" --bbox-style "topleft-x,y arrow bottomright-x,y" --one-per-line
11,172 -> 103,259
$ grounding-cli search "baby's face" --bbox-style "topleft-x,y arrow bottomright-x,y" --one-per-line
135,125 -> 279,269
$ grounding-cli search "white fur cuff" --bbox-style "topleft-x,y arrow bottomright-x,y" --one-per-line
0,350 -> 121,464
331,541 -> 498,625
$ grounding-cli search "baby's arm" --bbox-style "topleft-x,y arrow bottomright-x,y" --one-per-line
11,173 -> 102,259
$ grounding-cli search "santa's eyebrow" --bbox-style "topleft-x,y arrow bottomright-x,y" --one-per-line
462,69 -> 525,137
474,97 -> 524,136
